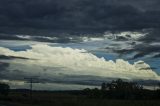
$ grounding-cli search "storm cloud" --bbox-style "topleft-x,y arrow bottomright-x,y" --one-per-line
0,62 -> 10,79
0,0 -> 160,35
0,55 -> 30,60
0,0 -> 160,90
0,62 -> 9,71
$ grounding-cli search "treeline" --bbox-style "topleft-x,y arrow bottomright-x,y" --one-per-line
0,79 -> 160,100
83,79 -> 160,100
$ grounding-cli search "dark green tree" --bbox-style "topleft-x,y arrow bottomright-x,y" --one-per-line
105,79 -> 143,99
101,82 -> 106,91
158,82 -> 160,89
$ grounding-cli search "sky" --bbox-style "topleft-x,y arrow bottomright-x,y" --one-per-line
0,0 -> 160,90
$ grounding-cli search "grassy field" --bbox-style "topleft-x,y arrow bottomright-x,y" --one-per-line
0,91 -> 160,106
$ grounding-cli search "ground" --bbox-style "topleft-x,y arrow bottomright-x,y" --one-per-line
0,91 -> 160,106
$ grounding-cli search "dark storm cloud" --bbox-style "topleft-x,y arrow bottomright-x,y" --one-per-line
139,29 -> 160,43
153,54 -> 160,58
131,38 -> 160,59
0,62 -> 9,71
0,0 -> 160,58
0,62 -> 10,79
0,55 -> 29,60
114,44 -> 160,59
38,74 -> 160,87
0,34 -> 24,40
36,75 -> 130,86
0,0 -> 160,35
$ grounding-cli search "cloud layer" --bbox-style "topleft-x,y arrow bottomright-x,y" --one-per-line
0,0 -> 159,90
0,0 -> 160,35
0,44 -> 159,85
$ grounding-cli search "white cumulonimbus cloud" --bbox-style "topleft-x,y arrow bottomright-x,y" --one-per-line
0,44 -> 159,82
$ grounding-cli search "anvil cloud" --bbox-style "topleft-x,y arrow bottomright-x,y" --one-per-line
0,44 -> 159,83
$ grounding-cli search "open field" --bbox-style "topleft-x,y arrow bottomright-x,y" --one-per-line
0,91 -> 160,106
